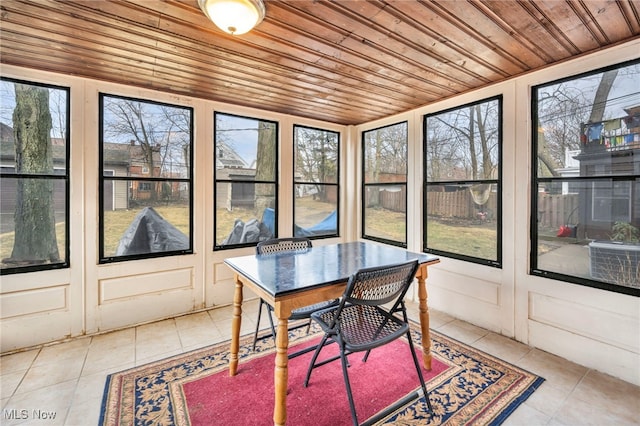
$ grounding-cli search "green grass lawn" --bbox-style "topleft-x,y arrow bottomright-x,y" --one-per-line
0,205 -> 191,261
426,219 -> 497,259
0,222 -> 67,263
364,206 -> 406,242
1,204 -> 497,263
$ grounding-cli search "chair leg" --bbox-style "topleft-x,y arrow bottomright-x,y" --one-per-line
362,348 -> 372,362
339,347 -> 359,426
253,300 -> 278,351
304,334 -> 329,387
252,299 -> 265,351
306,333 -> 359,425
266,304 -> 277,343
406,330 -> 433,413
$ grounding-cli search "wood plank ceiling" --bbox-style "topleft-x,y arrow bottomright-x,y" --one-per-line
1,0 -> 639,125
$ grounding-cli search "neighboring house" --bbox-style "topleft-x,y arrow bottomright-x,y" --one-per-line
574,105 -> 640,239
0,122 -> 66,222
1,122 -> 165,213
102,140 -> 163,210
557,148 -> 581,195
294,170 -> 338,204
215,141 -> 255,211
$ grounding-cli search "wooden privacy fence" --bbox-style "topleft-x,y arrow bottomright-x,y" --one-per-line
369,187 -> 500,218
365,186 -> 406,212
426,189 -> 497,220
537,193 -> 579,229
372,188 -> 578,227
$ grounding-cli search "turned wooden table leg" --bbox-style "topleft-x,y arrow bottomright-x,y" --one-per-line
417,265 -> 432,370
273,316 -> 289,426
229,274 -> 243,376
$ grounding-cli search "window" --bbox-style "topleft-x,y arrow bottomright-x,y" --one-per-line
424,96 -> 502,267
99,94 -> 193,263
362,122 -> 408,246
138,182 -> 153,191
592,181 -> 631,222
532,59 -> 640,296
293,125 -> 339,238
214,112 -> 278,249
0,79 -> 70,274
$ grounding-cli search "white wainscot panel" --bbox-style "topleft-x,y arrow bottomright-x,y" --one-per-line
529,321 -> 639,387
2,313 -> 74,353
427,267 -> 502,332
0,285 -> 67,319
528,292 -> 639,353
1,284 -> 72,352
100,268 -> 192,304
429,267 -> 500,305
97,268 -> 195,331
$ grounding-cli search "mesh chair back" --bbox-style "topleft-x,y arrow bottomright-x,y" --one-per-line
344,259 -> 419,307
256,237 -> 312,255
304,258 -> 432,424
252,236 -> 324,356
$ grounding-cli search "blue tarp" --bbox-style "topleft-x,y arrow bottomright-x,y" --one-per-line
295,210 -> 337,236
221,207 -> 275,245
220,207 -> 339,244
262,207 -> 275,236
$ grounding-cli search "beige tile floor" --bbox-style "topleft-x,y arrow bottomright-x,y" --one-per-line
1,299 -> 639,425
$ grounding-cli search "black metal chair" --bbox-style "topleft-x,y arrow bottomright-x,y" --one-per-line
303,259 -> 433,426
252,237 -> 340,358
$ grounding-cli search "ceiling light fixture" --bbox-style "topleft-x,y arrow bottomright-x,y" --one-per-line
198,0 -> 266,35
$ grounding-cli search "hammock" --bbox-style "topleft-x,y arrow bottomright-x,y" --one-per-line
469,184 -> 491,206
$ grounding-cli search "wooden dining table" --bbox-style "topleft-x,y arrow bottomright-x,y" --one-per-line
223,241 -> 440,426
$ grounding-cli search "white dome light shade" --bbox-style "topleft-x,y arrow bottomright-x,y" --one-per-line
198,0 -> 266,35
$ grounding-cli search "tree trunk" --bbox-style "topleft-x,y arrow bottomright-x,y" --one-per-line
537,129 -> 559,177
367,131 -> 382,207
255,121 -> 276,213
468,106 -> 478,179
589,69 -> 619,123
9,84 -> 60,264
475,104 -> 493,179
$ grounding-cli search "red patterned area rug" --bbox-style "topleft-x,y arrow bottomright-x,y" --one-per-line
100,321 -> 544,425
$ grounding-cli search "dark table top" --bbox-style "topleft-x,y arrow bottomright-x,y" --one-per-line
224,241 -> 439,298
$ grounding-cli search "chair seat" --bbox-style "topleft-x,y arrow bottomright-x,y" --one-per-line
290,298 -> 340,320
312,304 -> 408,352
304,260 -> 432,425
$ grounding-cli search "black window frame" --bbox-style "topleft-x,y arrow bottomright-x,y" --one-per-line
0,78 -> 71,275
98,93 -> 194,264
213,111 -> 279,250
530,59 -> 640,297
292,124 -> 340,240
423,95 -> 503,267
361,121 -> 409,248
